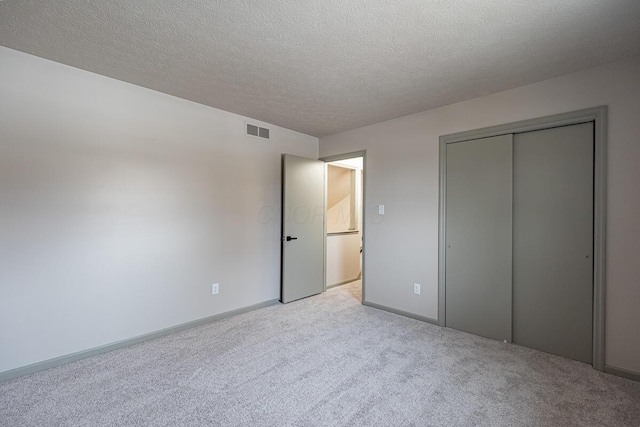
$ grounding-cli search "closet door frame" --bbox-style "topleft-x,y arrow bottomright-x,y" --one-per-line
438,106 -> 607,371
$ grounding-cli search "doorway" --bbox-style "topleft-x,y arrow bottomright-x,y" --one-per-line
322,152 -> 366,302
280,151 -> 366,305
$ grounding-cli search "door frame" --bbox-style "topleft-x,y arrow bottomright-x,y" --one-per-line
438,106 -> 607,371
320,150 -> 367,303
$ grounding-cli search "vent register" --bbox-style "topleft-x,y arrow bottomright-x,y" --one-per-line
246,123 -> 270,139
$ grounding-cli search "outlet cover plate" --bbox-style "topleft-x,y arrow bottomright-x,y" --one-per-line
413,283 -> 421,295
212,283 -> 219,295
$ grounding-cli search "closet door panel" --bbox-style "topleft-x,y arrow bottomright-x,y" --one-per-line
513,123 -> 594,363
445,135 -> 513,342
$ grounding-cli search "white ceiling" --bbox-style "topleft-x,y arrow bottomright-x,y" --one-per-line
2,1 -> 640,137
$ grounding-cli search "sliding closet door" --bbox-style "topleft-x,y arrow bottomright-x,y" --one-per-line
445,135 -> 513,342
513,123 -> 594,364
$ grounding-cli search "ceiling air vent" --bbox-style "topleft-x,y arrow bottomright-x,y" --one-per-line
246,123 -> 270,140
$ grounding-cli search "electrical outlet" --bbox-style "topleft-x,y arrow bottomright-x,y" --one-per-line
211,283 -> 219,295
413,283 -> 421,295
378,205 -> 385,215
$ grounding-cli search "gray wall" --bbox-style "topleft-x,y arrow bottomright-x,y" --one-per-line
320,55 -> 640,374
0,47 -> 318,374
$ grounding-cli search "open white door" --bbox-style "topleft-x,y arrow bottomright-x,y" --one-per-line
281,154 -> 325,303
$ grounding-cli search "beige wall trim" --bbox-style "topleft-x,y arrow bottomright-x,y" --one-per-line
327,231 -> 359,236
326,277 -> 360,289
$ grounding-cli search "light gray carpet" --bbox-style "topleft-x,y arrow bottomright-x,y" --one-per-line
1,280 -> 639,426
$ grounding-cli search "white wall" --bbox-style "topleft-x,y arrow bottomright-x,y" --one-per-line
327,195 -> 351,233
0,47 -> 318,374
326,234 -> 361,286
320,56 -> 640,373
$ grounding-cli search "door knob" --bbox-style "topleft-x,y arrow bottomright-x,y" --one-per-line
285,236 -> 298,241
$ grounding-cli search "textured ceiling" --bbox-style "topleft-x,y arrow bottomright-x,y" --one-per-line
2,1 -> 640,137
